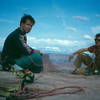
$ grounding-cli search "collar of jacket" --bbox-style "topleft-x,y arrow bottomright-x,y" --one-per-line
17,27 -> 26,35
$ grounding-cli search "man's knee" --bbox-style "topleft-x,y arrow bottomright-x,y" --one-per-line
76,53 -> 88,61
30,65 -> 43,73
29,52 -> 43,73
73,53 -> 87,68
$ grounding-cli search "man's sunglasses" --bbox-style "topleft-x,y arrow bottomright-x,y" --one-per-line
95,39 -> 100,42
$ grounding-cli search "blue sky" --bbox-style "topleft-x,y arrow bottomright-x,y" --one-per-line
0,0 -> 100,54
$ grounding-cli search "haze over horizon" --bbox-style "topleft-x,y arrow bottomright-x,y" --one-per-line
0,0 -> 100,54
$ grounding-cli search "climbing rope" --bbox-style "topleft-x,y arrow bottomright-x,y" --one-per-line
0,85 -> 84,99
10,86 -> 84,99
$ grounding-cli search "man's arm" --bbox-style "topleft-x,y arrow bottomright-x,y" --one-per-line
14,35 -> 33,55
14,35 -> 44,55
72,48 -> 89,55
68,48 -> 88,61
34,49 -> 44,55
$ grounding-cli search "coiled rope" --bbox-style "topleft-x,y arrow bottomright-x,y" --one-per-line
10,86 -> 84,99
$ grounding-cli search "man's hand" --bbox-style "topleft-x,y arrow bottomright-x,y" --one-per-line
34,49 -> 44,55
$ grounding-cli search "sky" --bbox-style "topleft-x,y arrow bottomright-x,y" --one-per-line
0,0 -> 100,54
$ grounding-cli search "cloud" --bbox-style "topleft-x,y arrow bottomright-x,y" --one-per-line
45,46 -> 61,52
73,16 -> 90,21
96,14 -> 100,17
84,35 -> 93,40
27,36 -> 91,54
28,36 -> 79,46
65,26 -> 78,32
91,26 -> 100,34
0,18 -> 14,23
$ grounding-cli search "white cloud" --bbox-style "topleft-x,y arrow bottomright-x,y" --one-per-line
45,46 -> 61,52
96,14 -> 100,17
84,35 -> 93,40
28,36 -> 79,46
91,26 -> 100,34
0,18 -> 14,23
73,16 -> 90,21
65,26 -> 78,32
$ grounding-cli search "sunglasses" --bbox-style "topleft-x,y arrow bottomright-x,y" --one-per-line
95,39 -> 100,42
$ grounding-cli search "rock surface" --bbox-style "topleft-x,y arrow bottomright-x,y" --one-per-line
0,54 -> 100,100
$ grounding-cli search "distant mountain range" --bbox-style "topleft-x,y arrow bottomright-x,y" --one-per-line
0,52 -> 75,73
43,54 -> 75,73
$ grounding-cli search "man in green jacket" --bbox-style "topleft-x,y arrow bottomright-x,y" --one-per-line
1,14 -> 43,84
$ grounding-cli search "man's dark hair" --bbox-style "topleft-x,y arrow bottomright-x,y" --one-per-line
95,33 -> 100,39
20,14 -> 35,26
